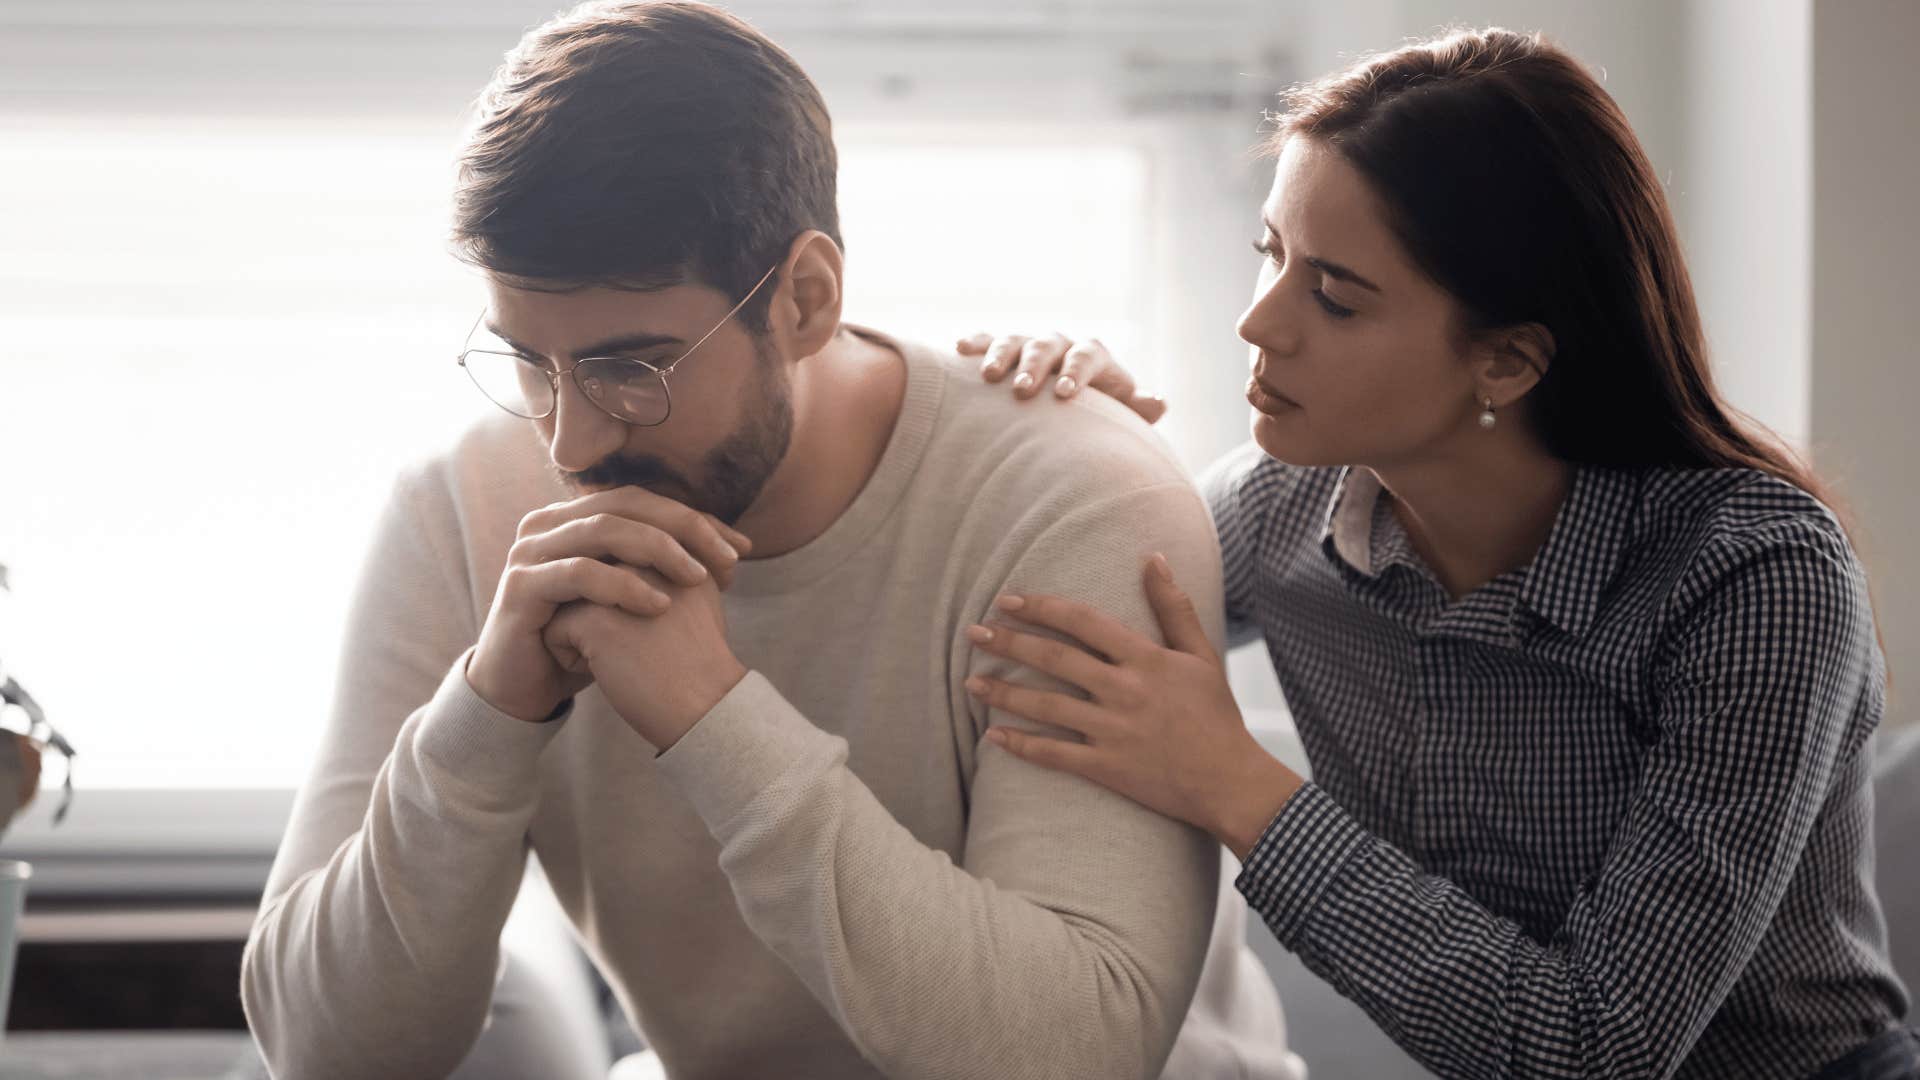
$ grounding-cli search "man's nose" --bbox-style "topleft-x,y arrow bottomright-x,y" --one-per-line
546,372 -> 629,474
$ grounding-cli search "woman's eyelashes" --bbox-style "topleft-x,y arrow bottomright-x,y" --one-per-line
1312,290 -> 1356,319
1252,239 -> 1358,320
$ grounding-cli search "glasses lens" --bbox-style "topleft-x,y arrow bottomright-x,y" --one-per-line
576,359 -> 670,426
462,351 -> 553,418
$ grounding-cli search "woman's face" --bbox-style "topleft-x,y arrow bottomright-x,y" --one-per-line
1237,137 -> 1485,469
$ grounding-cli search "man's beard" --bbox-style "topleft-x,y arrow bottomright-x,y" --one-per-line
556,337 -> 794,526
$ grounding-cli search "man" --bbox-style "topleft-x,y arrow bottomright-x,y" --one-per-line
241,3 -> 1299,1077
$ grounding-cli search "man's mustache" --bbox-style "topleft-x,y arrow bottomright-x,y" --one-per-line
560,454 -> 695,496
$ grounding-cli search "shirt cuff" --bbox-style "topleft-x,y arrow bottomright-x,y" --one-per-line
1232,781 -> 1373,949
652,670 -> 843,836
412,646 -> 571,802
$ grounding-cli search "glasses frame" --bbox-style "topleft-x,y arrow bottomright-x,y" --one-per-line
457,263 -> 781,428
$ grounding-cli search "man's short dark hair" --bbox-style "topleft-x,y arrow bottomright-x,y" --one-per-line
451,0 -> 841,330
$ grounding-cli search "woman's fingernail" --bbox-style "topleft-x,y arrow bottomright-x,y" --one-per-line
966,624 -> 994,644
995,594 -> 1024,611
980,357 -> 1000,376
986,728 -> 1009,746
1055,376 -> 1076,397
1151,552 -> 1171,579
965,676 -> 987,695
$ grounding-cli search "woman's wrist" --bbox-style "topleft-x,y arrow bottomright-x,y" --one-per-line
1213,745 -> 1304,862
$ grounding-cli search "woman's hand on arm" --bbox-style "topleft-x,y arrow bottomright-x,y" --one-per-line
957,331 -> 1169,424
962,553 -> 1301,857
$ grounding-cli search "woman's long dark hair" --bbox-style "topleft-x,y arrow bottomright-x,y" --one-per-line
1274,27 -> 1826,500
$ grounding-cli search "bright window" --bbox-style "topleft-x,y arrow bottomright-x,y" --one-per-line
0,115 -> 1153,789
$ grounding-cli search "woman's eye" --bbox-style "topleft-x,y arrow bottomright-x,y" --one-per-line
1312,289 -> 1356,319
1252,239 -> 1355,318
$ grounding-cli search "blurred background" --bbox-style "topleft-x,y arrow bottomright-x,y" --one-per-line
0,0 -> 1914,1073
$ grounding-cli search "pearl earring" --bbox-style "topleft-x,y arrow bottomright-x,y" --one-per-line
1478,397 -> 1497,429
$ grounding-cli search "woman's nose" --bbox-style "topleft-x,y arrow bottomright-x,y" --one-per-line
1235,278 -> 1301,358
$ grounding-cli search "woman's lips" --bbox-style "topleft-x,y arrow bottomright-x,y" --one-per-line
1245,377 -> 1299,415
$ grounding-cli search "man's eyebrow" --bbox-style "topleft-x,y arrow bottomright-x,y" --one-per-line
482,324 -> 687,361
1260,216 -> 1384,294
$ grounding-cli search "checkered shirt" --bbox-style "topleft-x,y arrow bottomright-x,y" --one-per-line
1205,443 -> 1910,1078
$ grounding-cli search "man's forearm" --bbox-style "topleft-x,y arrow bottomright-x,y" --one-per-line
243,659 -> 558,1079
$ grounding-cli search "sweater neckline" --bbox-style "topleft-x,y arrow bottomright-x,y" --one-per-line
723,325 -> 945,599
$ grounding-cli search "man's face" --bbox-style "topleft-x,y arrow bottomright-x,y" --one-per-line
482,276 -> 794,525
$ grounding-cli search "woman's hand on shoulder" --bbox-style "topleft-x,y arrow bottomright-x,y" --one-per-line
957,332 -> 1168,425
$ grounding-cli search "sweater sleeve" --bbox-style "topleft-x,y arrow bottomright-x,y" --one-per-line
1233,520 -> 1878,1078
652,481 -> 1224,1080
240,465 -> 569,1080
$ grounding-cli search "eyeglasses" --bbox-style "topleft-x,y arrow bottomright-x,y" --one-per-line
457,264 -> 780,427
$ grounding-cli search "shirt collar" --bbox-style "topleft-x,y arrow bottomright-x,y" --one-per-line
1321,466 -> 1383,575
1319,466 -> 1423,579
1320,463 -> 1641,636
1516,465 -> 1641,637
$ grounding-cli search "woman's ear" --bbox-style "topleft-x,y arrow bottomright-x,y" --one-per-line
1504,322 -> 1556,380
774,230 -> 844,359
1473,321 -> 1555,407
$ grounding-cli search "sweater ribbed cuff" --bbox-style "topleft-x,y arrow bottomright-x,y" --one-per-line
652,670 -> 842,836
412,647 -> 571,803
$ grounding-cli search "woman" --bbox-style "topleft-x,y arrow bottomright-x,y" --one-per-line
956,27 -> 1917,1079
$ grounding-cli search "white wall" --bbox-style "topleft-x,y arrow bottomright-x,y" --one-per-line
1681,0 -> 1813,450
1810,0 -> 1920,728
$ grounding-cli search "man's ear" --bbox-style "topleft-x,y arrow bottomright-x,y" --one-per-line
1472,321 -> 1555,408
771,230 -> 843,359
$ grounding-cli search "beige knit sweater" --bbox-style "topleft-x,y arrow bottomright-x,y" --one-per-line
242,332 -> 1300,1080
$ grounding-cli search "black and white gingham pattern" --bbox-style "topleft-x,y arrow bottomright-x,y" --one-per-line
1204,441 -> 1910,1079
